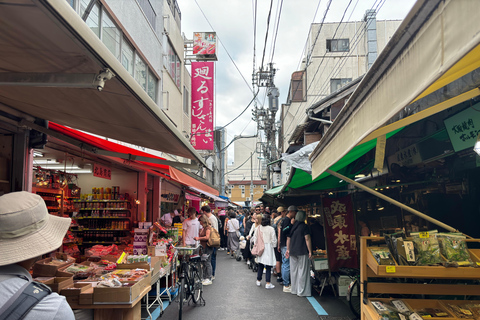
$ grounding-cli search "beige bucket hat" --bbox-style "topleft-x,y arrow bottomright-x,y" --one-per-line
0,191 -> 71,266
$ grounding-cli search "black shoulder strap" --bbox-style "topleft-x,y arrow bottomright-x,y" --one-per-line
0,280 -> 52,320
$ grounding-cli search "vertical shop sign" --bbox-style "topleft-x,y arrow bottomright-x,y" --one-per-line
191,61 -> 214,150
93,163 -> 111,180
323,195 -> 358,271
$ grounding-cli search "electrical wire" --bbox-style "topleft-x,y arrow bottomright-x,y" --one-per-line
224,151 -> 257,176
260,0 -> 274,72
268,0 -> 284,64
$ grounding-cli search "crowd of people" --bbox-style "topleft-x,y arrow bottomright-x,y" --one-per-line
161,203 -> 320,296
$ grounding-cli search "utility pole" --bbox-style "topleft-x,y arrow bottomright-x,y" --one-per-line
250,152 -> 254,204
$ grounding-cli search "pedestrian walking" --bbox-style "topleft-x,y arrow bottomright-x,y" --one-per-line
194,215 -> 213,286
253,214 -> 278,289
202,205 -> 218,280
279,205 -> 297,293
286,210 -> 312,297
225,211 -> 240,258
219,210 -> 227,251
247,212 -> 262,269
272,206 -> 286,283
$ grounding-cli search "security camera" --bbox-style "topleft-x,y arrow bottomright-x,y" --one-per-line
93,68 -> 115,91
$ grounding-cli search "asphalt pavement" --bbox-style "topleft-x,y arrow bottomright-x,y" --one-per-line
150,249 -> 355,320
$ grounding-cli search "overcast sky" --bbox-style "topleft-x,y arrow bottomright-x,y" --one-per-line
177,0 -> 417,164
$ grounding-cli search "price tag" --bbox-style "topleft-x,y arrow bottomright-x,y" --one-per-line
409,313 -> 424,320
371,301 -> 387,312
386,266 -> 396,273
419,232 -> 429,238
392,300 -> 410,313
399,314 -> 407,320
476,262 -> 480,267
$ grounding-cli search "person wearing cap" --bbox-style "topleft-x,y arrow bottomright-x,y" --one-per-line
0,191 -> 75,319
279,205 -> 297,293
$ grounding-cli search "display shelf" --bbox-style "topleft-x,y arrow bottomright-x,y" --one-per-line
360,237 -> 480,320
73,199 -> 129,202
80,241 -> 122,245
71,229 -> 129,232
79,208 -> 129,211
33,187 -> 63,195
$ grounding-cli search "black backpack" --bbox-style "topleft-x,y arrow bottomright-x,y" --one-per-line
0,278 -> 51,320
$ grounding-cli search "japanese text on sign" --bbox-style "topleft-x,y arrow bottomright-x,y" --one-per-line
191,62 -> 214,150
93,163 -> 111,180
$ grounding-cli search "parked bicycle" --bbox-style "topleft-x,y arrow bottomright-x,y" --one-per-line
339,267 -> 361,319
173,244 -> 206,320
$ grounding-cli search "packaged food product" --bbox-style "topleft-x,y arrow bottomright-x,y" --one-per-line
411,230 -> 442,266
370,247 -> 396,265
444,304 -> 475,318
437,233 -> 475,267
385,232 -> 415,266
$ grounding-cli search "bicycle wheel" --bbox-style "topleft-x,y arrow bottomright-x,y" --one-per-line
347,279 -> 361,319
189,265 -> 203,303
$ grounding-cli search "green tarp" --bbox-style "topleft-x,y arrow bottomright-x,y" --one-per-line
263,128 -> 404,197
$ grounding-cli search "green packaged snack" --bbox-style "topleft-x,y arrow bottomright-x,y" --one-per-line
411,230 -> 442,266
370,247 -> 396,265
437,233 -> 475,267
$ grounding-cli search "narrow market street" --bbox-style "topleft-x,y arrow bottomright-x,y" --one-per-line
152,250 -> 356,320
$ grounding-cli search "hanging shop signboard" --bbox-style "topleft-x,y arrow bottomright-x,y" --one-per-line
323,195 -> 358,271
191,61 -> 214,150
93,163 -> 111,180
444,104 -> 480,152
161,193 -> 180,203
193,32 -> 217,60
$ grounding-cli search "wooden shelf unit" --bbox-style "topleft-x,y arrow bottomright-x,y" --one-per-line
360,236 -> 480,320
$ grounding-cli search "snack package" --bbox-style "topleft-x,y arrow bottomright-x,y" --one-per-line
437,233 -> 475,267
444,304 -> 475,319
411,230 -> 442,266
370,247 -> 396,265
384,232 -> 404,265
371,301 -> 401,320
385,232 -> 415,266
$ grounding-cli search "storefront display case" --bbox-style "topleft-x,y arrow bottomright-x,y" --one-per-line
360,236 -> 480,320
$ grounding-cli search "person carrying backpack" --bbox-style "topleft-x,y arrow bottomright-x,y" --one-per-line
0,192 -> 75,320
237,209 -> 245,236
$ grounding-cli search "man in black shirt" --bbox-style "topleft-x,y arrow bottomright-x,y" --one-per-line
278,205 -> 297,292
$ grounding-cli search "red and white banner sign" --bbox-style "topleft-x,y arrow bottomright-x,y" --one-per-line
323,195 -> 358,271
191,62 -> 214,150
93,163 -> 111,180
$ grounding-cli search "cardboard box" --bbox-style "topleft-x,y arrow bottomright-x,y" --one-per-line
337,275 -> 351,297
93,271 -> 151,303
313,258 -> 328,271
60,283 -> 92,304
32,253 -> 75,277
117,262 -> 151,270
40,276 -> 74,293
79,287 -> 94,305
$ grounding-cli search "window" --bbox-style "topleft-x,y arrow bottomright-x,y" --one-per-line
326,39 -> 349,52
165,41 -> 181,88
240,185 -> 245,190
101,10 -> 121,59
81,0 -> 100,37
121,39 -> 134,76
183,86 -> 189,115
147,69 -> 157,101
262,185 -> 267,190
330,78 -> 352,93
136,0 -> 156,31
135,55 -> 147,90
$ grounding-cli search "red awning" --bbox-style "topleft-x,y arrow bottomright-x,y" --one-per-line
49,122 -> 169,171
49,123 -> 219,196
169,167 -> 219,196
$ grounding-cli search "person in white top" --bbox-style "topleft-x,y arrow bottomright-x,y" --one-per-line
252,214 -> 278,289
160,212 -> 173,226
201,205 -> 218,280
182,207 -> 200,246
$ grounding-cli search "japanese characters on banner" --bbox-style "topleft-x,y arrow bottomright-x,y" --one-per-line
323,195 -> 358,271
191,62 -> 214,150
93,163 -> 111,180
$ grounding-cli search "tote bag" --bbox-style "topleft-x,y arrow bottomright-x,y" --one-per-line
251,228 -> 265,256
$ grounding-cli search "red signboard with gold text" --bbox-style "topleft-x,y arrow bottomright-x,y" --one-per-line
191,61 -> 214,150
323,195 -> 358,271
93,163 -> 111,180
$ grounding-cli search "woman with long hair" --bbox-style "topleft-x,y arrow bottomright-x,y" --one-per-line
194,215 -> 214,286
253,214 -> 278,289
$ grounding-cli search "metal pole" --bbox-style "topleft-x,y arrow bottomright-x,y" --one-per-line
326,169 -> 468,236
250,152 -> 254,204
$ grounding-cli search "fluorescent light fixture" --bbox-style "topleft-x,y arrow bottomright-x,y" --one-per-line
68,169 -> 93,174
474,133 -> 480,156
33,159 -> 59,165
33,151 -> 44,157
37,165 -> 81,170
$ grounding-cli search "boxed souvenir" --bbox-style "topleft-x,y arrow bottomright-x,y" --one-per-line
32,253 -> 75,277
